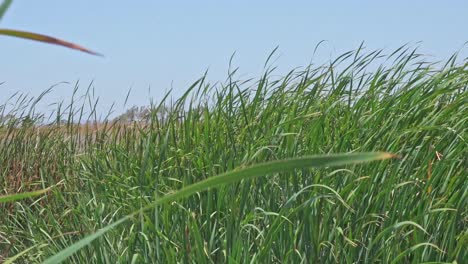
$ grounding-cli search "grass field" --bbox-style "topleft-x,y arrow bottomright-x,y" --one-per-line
1,47 -> 467,263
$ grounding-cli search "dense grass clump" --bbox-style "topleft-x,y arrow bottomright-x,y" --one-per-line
1,47 -> 467,263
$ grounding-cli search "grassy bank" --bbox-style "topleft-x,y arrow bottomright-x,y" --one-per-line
1,47 -> 467,263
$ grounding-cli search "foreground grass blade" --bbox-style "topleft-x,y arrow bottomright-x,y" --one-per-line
0,28 -> 102,56
0,188 -> 50,203
43,152 -> 394,264
0,0 -> 13,21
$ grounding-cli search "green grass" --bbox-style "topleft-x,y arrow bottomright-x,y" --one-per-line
1,46 -> 467,263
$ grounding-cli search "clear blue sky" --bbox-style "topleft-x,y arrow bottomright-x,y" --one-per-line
1,1 -> 467,115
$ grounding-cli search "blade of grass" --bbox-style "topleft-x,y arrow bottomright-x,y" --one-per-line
4,244 -> 43,264
391,243 -> 445,264
0,0 -> 13,21
0,28 -> 102,56
0,188 -> 51,203
43,152 -> 394,264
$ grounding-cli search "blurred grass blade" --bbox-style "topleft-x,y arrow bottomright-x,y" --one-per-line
0,188 -> 50,203
0,28 -> 102,56
43,152 -> 394,264
0,0 -> 13,21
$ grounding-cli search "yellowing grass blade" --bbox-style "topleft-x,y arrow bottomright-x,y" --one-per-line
0,187 -> 51,203
0,28 -> 102,56
43,152 -> 394,264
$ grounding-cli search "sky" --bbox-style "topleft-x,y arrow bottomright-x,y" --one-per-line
1,0 -> 467,117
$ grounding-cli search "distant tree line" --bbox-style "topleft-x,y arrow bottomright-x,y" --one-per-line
113,105 -> 175,124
